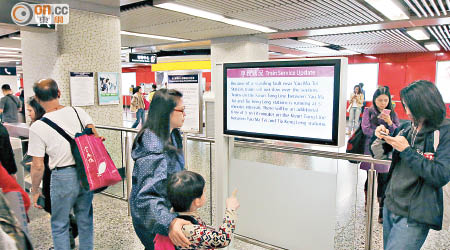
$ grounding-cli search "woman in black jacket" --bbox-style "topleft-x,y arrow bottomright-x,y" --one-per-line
375,80 -> 450,250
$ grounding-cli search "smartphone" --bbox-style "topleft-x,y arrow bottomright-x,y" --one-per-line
379,131 -> 389,136
382,109 -> 391,115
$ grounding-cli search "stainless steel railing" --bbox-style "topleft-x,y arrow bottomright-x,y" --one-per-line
95,124 -> 387,250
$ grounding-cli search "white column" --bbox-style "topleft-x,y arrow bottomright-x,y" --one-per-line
211,35 -> 268,226
21,9 -> 123,163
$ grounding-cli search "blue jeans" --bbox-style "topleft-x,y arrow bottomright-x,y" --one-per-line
132,109 -> 145,128
348,107 -> 361,130
383,206 -> 430,250
50,167 -> 94,250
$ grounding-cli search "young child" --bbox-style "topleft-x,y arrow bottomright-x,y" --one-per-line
156,170 -> 239,249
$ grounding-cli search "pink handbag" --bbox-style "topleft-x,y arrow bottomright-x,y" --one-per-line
75,133 -> 122,191
154,234 -> 175,250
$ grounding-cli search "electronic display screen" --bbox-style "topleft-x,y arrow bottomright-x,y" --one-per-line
224,59 -> 343,145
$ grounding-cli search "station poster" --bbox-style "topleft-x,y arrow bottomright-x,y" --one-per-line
98,72 -> 120,105
167,72 -> 202,133
69,72 -> 94,106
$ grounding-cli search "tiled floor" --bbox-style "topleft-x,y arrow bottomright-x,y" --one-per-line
26,115 -> 450,249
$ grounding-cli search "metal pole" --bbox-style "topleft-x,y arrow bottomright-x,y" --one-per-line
125,132 -> 132,216
209,141 -> 213,225
365,163 -> 376,250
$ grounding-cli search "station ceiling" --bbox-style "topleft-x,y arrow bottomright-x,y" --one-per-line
120,0 -> 450,56
1,0 -> 450,68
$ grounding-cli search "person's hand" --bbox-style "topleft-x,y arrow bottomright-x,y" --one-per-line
380,113 -> 393,126
169,218 -> 191,248
375,125 -> 389,139
383,135 -> 409,152
97,136 -> 106,141
31,188 -> 42,209
226,189 -> 240,211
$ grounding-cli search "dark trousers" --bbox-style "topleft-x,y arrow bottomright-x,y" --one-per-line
364,171 -> 389,207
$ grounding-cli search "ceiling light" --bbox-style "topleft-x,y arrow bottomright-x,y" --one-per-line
120,31 -> 190,42
299,39 -> 328,46
10,37 -> 21,40
424,42 -> 440,51
0,54 -> 22,58
406,27 -> 430,40
155,3 -> 276,33
156,3 -> 225,22
0,51 -> 21,54
364,0 -> 409,20
298,47 -> 339,54
340,49 -> 360,55
222,19 -> 276,33
283,54 -> 306,57
0,47 -> 21,51
365,55 -> 377,59
0,59 -> 21,62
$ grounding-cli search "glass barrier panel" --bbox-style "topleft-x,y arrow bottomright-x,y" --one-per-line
230,143 -> 340,250
185,139 -> 214,226
96,128 -> 128,199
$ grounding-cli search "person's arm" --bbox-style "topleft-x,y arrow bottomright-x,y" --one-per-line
181,210 -> 237,249
76,108 -> 105,141
17,97 -> 22,112
0,98 -> 4,114
181,192 -> 239,249
28,126 -> 47,207
361,109 -> 375,136
399,129 -> 450,188
387,112 -> 400,132
30,156 -> 45,208
86,124 -> 105,141
0,126 -> 17,174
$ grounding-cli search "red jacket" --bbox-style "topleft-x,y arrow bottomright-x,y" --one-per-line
0,163 -> 30,212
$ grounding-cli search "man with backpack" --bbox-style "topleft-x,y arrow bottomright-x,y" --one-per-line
28,79 -> 103,250
0,84 -> 21,123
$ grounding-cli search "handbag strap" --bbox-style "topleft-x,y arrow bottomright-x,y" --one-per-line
434,130 -> 440,152
72,107 -> 84,131
6,94 -> 18,106
40,117 -> 74,144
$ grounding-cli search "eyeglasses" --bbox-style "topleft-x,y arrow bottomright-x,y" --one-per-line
173,107 -> 185,114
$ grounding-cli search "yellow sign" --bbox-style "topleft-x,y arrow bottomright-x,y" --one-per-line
151,61 -> 211,71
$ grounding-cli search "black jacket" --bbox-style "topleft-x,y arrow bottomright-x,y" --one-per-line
0,123 -> 17,174
386,119 -> 450,230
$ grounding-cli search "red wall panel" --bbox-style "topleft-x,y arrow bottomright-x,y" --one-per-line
348,51 -> 450,120
202,72 -> 211,91
405,61 -> 435,84
122,66 -> 155,85
122,66 -> 156,106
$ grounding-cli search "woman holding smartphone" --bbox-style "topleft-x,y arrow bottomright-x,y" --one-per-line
347,85 -> 364,134
375,80 -> 450,250
361,86 -> 400,223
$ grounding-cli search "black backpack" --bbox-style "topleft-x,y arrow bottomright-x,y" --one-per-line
346,124 -> 366,163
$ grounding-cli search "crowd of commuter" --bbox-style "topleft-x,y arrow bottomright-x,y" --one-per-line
0,76 -> 448,250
